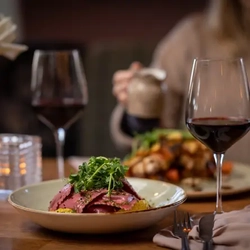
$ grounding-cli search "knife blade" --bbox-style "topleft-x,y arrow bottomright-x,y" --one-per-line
199,213 -> 215,250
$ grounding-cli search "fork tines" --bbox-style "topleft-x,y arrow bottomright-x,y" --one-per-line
174,211 -> 192,232
173,210 -> 192,250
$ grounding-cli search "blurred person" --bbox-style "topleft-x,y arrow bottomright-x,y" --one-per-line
110,0 -> 250,164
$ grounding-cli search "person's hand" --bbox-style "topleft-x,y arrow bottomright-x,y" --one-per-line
112,61 -> 143,106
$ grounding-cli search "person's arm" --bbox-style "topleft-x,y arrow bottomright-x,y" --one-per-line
110,14 -> 203,152
110,104 -> 133,153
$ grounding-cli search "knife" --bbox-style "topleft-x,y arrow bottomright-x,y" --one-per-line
199,213 -> 215,250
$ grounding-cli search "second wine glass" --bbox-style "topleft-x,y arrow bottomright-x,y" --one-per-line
186,58 -> 250,215
31,50 -> 88,179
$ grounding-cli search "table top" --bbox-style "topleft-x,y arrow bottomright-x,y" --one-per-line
1,158 -> 250,250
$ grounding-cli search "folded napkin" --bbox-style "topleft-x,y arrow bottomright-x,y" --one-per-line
153,205 -> 250,250
0,14 -> 27,60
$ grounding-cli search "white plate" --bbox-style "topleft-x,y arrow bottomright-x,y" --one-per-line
8,177 -> 186,234
182,162 -> 250,198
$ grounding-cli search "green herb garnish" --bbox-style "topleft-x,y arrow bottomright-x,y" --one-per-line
124,129 -> 194,160
134,129 -> 193,148
68,156 -> 128,196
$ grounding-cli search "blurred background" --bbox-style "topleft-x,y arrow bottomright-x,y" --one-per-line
0,0 -> 207,158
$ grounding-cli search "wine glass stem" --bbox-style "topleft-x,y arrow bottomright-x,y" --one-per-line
213,152 -> 225,214
54,128 -> 66,179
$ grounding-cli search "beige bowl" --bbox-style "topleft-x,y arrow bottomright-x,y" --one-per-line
8,177 -> 186,234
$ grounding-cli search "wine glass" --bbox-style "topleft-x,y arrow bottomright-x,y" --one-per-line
31,50 -> 88,179
186,58 -> 250,216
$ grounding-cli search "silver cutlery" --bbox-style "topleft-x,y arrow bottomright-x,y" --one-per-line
199,213 -> 215,250
173,211 -> 192,250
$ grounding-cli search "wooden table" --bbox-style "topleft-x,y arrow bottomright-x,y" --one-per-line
1,158 -> 250,250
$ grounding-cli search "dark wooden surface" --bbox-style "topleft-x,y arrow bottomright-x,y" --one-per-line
0,158 -> 249,250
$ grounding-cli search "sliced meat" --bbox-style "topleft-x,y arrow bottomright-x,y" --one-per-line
87,190 -> 138,211
49,183 -> 73,211
61,189 -> 108,213
49,182 -> 141,213
73,189 -> 108,213
86,205 -> 119,213
121,178 -> 141,200
49,187 -> 108,212
58,192 -> 82,211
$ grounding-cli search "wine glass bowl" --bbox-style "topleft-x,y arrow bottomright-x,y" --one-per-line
185,58 -> 250,215
31,50 -> 88,178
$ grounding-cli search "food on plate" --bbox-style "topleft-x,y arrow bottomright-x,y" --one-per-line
49,156 -> 150,213
124,129 -> 233,184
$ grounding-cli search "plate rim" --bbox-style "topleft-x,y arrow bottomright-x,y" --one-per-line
8,177 -> 187,216
183,161 -> 250,198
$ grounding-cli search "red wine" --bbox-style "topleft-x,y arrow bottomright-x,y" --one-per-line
33,100 -> 85,129
186,117 -> 250,153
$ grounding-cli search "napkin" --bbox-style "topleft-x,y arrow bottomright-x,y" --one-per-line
0,14 -> 27,60
153,205 -> 250,250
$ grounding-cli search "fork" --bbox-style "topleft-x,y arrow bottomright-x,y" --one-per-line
173,210 -> 192,250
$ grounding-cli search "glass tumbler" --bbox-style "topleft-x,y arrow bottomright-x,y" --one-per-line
0,134 -> 42,200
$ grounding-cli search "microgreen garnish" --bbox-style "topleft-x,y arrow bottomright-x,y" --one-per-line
68,156 -> 128,196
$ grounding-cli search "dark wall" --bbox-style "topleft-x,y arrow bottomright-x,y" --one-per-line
20,0 -> 206,43
15,0 -> 207,158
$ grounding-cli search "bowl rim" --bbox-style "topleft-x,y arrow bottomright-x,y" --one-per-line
8,178 -> 187,216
